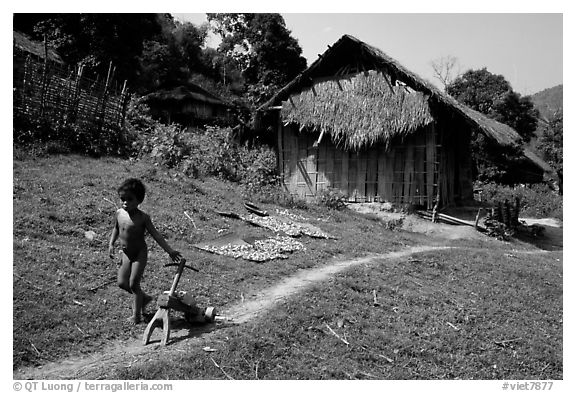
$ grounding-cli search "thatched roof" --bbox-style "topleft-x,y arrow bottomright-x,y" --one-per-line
522,148 -> 553,173
13,31 -> 64,64
258,34 -> 523,149
145,85 -> 230,107
282,70 -> 434,150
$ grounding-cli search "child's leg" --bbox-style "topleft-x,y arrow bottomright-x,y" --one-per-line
117,252 -> 132,293
129,250 -> 149,322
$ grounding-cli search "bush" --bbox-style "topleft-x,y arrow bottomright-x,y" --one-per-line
125,98 -> 293,201
316,188 -> 347,210
137,124 -> 243,180
133,114 -> 281,190
477,182 -> 563,219
237,146 -> 279,191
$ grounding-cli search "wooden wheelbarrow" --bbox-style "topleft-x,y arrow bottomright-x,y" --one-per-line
142,257 -> 216,346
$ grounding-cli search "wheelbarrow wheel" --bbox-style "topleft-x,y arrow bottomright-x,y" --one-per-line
184,307 -> 217,324
204,307 -> 216,322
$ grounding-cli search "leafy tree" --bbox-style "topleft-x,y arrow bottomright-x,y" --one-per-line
491,91 -> 539,142
201,48 -> 245,95
171,21 -> 210,75
447,68 -> 538,141
137,18 -> 211,92
537,112 -> 563,194
446,68 -> 540,184
207,13 -> 307,106
137,40 -> 174,92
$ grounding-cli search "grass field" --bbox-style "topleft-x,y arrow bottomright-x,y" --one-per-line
12,155 -> 562,380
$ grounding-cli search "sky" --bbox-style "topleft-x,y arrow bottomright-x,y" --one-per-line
173,12 -> 562,96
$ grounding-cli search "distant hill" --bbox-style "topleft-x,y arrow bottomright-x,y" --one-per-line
529,85 -> 563,122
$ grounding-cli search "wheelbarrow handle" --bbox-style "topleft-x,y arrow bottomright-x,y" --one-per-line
164,262 -> 200,272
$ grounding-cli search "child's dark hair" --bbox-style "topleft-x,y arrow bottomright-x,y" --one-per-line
118,178 -> 146,203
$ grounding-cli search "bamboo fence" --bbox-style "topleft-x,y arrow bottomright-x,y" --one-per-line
13,50 -> 130,138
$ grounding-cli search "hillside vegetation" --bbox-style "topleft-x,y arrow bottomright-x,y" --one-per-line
530,85 -> 563,121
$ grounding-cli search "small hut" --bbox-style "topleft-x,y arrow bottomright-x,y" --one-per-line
13,31 -> 65,91
144,84 -> 234,126
13,31 -> 64,65
257,35 -> 544,208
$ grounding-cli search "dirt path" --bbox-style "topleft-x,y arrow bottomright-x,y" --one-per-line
14,245 -> 452,380
224,245 -> 452,324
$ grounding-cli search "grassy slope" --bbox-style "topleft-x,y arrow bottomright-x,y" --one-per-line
116,249 -> 562,380
13,155 -> 562,379
12,155 -> 411,369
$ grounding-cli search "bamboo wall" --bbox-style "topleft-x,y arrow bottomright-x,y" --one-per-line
436,115 -> 474,206
278,123 -> 441,208
13,51 -> 130,135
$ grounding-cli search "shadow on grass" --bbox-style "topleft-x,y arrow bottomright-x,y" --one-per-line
514,224 -> 563,251
436,206 -> 563,252
142,316 -> 231,346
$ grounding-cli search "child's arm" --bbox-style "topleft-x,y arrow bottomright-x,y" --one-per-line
144,214 -> 181,261
108,211 -> 119,259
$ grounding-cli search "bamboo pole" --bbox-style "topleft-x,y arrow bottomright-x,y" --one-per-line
96,61 -> 113,134
40,34 -> 49,116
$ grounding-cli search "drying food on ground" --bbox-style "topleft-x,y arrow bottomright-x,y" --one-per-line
243,213 -> 334,239
274,208 -> 309,221
194,234 -> 305,262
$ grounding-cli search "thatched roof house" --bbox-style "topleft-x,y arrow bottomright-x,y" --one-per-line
13,31 -> 65,91
13,31 -> 64,65
257,34 -> 545,208
144,84 -> 234,126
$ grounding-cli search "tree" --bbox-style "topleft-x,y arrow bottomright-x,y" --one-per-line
137,18 -> 211,92
15,14 -> 164,86
15,14 -> 224,94
446,68 -> 540,184
446,68 -> 538,141
207,13 -> 307,106
430,55 -> 461,91
537,112 -> 563,194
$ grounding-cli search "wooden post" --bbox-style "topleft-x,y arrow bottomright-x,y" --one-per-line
403,146 -> 414,205
504,199 -> 511,228
341,150 -> 349,201
432,192 -> 440,223
347,152 -> 357,201
425,123 -> 436,209
356,151 -> 367,202
277,115 -> 284,188
366,148 -> 378,202
513,197 -> 521,227
474,208 -> 483,229
496,203 -> 503,224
